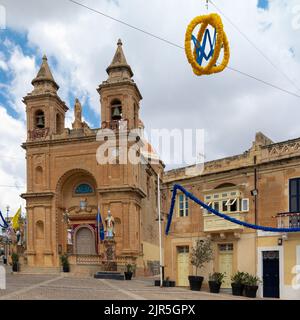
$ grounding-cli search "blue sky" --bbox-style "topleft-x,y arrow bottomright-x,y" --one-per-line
0,0 -> 300,213
0,0 -> 275,130
258,0 -> 269,10
0,29 -> 99,127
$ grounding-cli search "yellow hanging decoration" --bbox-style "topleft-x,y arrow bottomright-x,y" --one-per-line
185,13 -> 230,76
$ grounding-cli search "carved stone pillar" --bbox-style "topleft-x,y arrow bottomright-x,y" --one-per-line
104,239 -> 117,271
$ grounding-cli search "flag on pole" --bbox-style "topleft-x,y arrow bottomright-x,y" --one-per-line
0,211 -> 8,228
11,207 -> 21,231
96,207 -> 105,241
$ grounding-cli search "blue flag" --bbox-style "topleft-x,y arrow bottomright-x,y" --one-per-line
96,208 -> 105,241
0,211 -> 8,229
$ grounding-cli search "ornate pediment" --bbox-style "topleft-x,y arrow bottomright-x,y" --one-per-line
67,205 -> 98,220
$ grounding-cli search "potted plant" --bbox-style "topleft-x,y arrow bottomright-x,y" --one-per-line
244,273 -> 261,298
231,271 -> 246,296
189,239 -> 214,291
60,253 -> 70,273
162,277 -> 176,287
209,272 -> 225,293
124,263 -> 134,280
11,252 -> 19,272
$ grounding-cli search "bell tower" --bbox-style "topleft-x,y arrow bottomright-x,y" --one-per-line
97,39 -> 142,130
23,55 -> 68,141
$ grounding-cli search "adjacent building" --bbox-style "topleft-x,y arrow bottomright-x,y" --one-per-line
162,132 -> 300,299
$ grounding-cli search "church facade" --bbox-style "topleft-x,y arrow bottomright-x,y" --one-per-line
21,40 -> 163,275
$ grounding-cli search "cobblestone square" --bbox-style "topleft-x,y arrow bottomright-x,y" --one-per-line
0,269 -> 251,300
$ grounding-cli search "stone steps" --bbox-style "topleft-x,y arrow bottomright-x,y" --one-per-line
19,266 -> 61,274
94,271 -> 124,280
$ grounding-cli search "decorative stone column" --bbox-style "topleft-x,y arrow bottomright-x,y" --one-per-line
104,239 -> 117,271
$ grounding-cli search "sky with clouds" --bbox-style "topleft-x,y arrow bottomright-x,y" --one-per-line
0,0 -> 300,214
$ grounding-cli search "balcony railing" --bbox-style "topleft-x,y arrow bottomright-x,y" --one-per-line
276,212 -> 300,229
203,212 -> 245,233
69,254 -> 136,266
101,119 -> 128,131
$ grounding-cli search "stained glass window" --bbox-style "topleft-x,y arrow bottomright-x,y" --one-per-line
75,183 -> 93,194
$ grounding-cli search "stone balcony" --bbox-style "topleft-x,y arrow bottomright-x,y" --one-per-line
203,212 -> 245,233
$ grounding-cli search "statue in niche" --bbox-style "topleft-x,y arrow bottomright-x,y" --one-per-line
105,210 -> 115,239
80,198 -> 87,211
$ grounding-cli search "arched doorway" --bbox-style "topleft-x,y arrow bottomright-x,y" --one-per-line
55,168 -> 98,257
75,227 -> 96,255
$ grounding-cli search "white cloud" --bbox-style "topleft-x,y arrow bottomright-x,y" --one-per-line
0,105 -> 26,215
4,43 -> 37,118
0,0 -> 300,170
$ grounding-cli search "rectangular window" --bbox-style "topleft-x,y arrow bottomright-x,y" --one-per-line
226,199 -> 237,212
222,200 -> 228,212
203,202 -> 212,215
241,198 -> 249,212
290,178 -> 300,213
177,246 -> 189,253
178,194 -> 189,217
214,201 -> 220,212
204,191 -> 246,213
218,243 -> 233,252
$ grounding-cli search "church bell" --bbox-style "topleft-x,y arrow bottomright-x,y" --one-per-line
36,116 -> 45,128
112,107 -> 122,120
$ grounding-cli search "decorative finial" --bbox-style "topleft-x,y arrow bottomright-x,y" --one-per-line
117,39 -> 122,46
42,54 -> 47,61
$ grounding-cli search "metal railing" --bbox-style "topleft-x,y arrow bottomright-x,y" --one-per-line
276,212 -> 300,229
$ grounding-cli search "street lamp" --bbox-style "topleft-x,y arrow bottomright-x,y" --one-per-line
3,205 -> 10,264
157,173 -> 164,287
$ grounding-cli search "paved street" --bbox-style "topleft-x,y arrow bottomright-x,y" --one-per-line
0,268 -> 253,300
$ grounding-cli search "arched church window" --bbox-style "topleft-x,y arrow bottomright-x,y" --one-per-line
75,183 -> 94,195
111,99 -> 122,121
36,220 -> 44,239
35,110 -> 45,129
